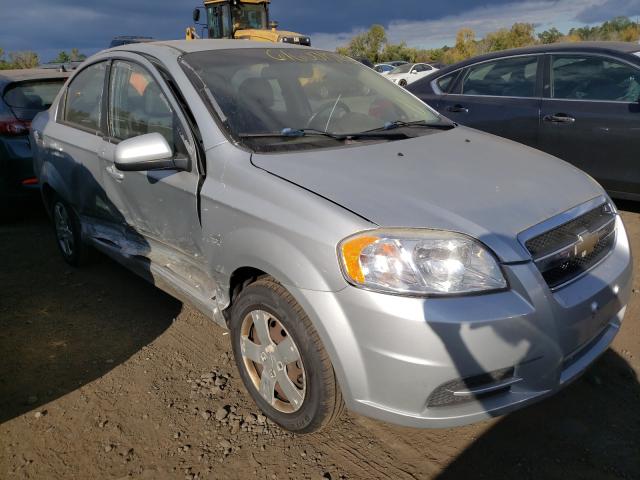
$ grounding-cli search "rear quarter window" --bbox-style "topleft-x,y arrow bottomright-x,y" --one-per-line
551,55 -> 640,102
436,72 -> 458,93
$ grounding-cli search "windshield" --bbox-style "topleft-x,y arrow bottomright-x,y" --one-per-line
3,79 -> 66,120
391,64 -> 413,74
182,48 -> 442,150
233,3 -> 268,30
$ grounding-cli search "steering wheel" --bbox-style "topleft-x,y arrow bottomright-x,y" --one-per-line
306,100 -> 351,131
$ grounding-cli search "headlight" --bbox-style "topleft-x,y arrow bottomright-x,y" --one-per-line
338,229 -> 507,296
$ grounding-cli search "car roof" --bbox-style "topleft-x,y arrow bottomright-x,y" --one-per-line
105,39 -> 311,55
434,41 -> 640,75
0,69 -> 70,88
112,35 -> 155,41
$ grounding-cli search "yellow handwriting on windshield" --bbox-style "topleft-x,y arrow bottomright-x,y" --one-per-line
265,50 -> 351,63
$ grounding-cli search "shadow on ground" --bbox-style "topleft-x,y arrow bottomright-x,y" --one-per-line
437,349 -> 640,479
0,206 -> 182,423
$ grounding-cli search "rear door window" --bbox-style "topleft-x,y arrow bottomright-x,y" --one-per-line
3,80 -> 66,121
64,62 -> 107,132
461,56 -> 539,98
550,54 -> 640,102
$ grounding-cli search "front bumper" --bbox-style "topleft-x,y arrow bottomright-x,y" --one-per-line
288,216 -> 633,428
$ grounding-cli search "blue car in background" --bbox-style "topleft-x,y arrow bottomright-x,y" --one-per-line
0,69 -> 68,221
408,41 -> 640,201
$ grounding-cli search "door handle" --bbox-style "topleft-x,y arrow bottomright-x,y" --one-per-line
543,113 -> 575,124
106,165 -> 125,181
447,104 -> 469,113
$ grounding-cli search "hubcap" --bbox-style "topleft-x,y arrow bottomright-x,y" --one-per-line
53,203 -> 74,257
240,310 -> 306,413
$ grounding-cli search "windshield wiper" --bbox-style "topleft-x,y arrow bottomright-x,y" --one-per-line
372,119 -> 455,132
239,127 -> 413,141
238,128 -> 346,140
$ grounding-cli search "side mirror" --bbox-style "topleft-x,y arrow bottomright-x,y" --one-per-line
193,8 -> 201,23
115,133 -> 187,172
410,70 -> 418,74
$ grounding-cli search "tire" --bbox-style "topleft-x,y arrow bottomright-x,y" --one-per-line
51,196 -> 90,267
398,79 -> 408,87
230,277 -> 344,433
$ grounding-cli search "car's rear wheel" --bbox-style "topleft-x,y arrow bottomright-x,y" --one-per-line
51,197 -> 90,266
230,277 -> 344,433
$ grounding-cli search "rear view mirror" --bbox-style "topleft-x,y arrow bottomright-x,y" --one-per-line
193,8 -> 201,22
115,133 -> 187,172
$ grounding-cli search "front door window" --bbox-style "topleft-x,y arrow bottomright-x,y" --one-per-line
107,60 -> 185,156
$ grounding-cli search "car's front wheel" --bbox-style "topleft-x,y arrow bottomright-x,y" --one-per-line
230,277 -> 344,433
398,78 -> 408,87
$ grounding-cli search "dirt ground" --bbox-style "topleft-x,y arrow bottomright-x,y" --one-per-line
1,202 -> 639,480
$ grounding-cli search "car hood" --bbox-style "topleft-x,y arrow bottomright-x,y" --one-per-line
251,127 -> 605,262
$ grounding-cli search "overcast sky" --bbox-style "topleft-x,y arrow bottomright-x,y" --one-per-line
1,0 -> 639,62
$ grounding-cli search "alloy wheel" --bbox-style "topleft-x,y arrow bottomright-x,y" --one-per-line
240,310 -> 306,413
53,202 -> 75,257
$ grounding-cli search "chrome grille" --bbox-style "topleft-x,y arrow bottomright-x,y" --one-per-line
525,203 -> 616,290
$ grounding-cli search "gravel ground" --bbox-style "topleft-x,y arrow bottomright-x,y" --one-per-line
1,202 -> 639,480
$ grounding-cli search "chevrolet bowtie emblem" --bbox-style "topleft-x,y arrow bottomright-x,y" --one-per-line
574,231 -> 599,258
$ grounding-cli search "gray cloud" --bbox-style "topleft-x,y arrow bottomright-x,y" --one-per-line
575,0 -> 640,23
311,0 -> 608,51
0,0 -> 188,62
0,0 -> 635,63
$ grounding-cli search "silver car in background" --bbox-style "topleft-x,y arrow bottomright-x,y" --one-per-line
31,40 -> 633,433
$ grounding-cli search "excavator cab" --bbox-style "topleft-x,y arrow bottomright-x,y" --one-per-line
188,0 -> 311,46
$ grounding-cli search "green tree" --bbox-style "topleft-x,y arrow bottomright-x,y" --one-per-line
379,42 -> 414,62
0,47 -> 8,70
336,15 -> 640,68
337,24 -> 387,62
599,16 -> 635,39
538,27 -> 563,44
443,28 -> 477,63
9,51 -> 39,69
70,48 -> 86,61
54,51 -> 71,63
621,24 -> 640,42
483,23 -> 535,52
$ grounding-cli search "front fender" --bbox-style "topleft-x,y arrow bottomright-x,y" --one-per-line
222,226 -> 339,293
200,144 -> 373,298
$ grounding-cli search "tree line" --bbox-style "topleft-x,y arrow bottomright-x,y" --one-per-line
336,16 -> 640,65
0,48 -> 87,70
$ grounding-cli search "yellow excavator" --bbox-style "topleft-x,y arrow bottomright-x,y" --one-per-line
186,0 -> 311,46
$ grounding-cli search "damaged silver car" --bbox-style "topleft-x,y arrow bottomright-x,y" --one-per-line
31,40 -> 633,433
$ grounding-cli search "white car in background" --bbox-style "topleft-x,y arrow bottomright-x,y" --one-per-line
374,63 -> 396,75
387,63 -> 439,86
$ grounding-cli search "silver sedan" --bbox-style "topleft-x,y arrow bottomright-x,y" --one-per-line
31,40 -> 633,433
